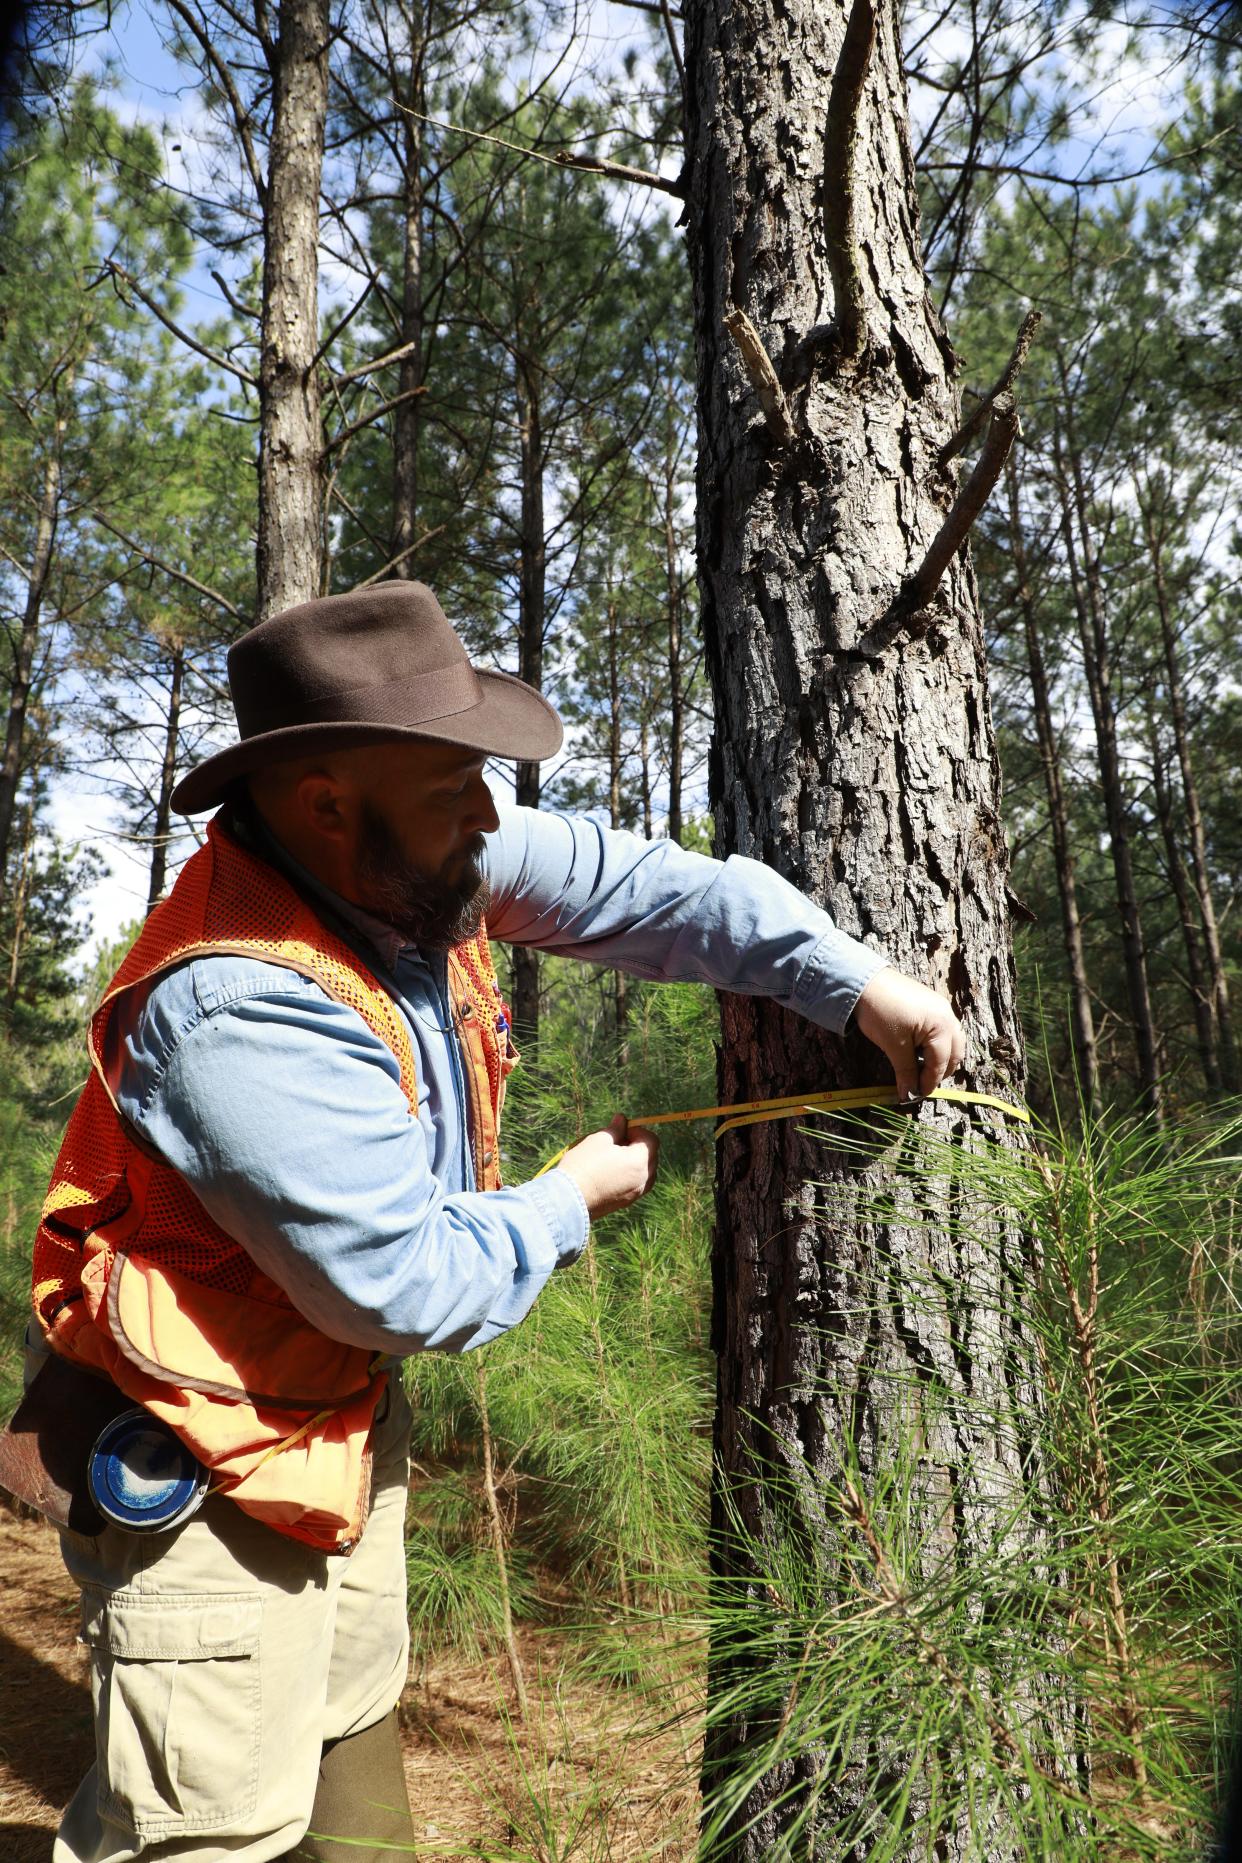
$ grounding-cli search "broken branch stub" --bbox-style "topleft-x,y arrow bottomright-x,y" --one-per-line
940,308 -> 1042,466
822,0 -> 878,365
905,393 -> 1020,611
722,309 -> 798,447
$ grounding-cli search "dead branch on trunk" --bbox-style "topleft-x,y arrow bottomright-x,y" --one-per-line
822,0 -> 877,365
903,393 -> 1019,611
551,148 -> 686,197
939,308 -> 1041,465
722,310 -> 797,447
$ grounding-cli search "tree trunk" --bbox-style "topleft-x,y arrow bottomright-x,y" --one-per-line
683,0 -> 1077,1850
639,713 -> 654,842
4,796 -> 36,1014
391,9 -> 425,577
511,346 -> 544,1043
663,444 -> 685,847
1141,495 -> 1237,1092
0,447 -> 59,921
1146,702 -> 1219,1091
1005,463 -> 1099,1117
147,640 -> 185,915
606,596 -> 628,1039
1052,414 -> 1162,1122
257,0 -> 330,622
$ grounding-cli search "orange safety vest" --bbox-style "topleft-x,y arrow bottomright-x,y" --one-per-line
31,814 -> 516,1553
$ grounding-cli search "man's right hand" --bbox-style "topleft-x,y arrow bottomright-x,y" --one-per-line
557,1114 -> 660,1220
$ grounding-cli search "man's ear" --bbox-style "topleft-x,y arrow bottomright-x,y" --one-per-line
294,768 -> 351,843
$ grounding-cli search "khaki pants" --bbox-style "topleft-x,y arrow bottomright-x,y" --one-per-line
54,1378 -> 413,1862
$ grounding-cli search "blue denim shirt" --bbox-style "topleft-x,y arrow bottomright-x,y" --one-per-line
103,804 -> 889,1357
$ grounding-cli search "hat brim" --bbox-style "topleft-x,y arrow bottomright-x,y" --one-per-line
171,668 -> 563,815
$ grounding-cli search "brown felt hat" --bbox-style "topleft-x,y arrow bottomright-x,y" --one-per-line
171,581 -> 563,814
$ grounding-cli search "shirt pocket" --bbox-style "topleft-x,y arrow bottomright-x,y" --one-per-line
80,1588 -> 262,1837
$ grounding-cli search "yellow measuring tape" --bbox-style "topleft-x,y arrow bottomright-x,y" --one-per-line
533,1083 -> 1029,1178
218,1096 -> 1029,1486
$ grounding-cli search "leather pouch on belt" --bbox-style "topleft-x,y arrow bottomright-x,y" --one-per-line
0,1352 -> 131,1534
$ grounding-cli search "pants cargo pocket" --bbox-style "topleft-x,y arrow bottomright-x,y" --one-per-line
80,1587 -> 262,1838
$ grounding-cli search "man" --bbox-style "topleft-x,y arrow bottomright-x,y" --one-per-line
29,581 -> 964,1861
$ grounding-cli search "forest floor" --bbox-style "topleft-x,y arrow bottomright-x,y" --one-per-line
0,1502 -> 701,1860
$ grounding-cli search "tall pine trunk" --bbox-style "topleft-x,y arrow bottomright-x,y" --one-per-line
0,447 -> 60,919
1146,702 -> 1219,1090
605,595 -> 628,1039
257,0 -> 330,622
391,10 -> 425,578
146,640 -> 185,915
1052,415 -> 1162,1119
683,0 -> 1075,1848
1006,463 -> 1099,1115
663,441 -> 685,847
1141,496 -> 1237,1092
511,346 -> 544,1043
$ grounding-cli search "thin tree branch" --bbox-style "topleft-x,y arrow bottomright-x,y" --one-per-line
822,0 -> 877,364
159,0 -> 267,208
940,308 -> 1041,465
904,393 -> 1020,609
395,102 -> 685,198
312,279 -> 374,373
657,0 -> 686,98
347,524 -> 448,590
330,335 -> 419,389
722,310 -> 797,447
105,262 -> 258,388
322,384 -> 428,457
210,269 -> 260,323
90,511 -> 250,624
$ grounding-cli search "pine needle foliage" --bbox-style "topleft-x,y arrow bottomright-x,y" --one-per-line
696,1099 -> 1242,1859
402,969 -> 716,1682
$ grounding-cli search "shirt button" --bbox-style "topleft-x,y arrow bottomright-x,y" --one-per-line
459,1002 -> 474,1021
482,1148 -> 495,1167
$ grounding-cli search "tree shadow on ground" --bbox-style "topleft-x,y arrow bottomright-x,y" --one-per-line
0,1623 -> 92,1849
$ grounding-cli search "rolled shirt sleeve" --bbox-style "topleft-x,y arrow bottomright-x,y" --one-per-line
482,803 -> 890,1034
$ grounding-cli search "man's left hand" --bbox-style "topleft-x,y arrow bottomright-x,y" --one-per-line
852,968 -> 966,1102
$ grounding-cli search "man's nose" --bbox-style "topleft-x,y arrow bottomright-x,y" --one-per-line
466,777 -> 500,835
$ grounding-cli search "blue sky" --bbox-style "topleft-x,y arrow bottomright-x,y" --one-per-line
47,0 -> 1189,955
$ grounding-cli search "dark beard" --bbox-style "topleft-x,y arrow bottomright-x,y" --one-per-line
356,801 -> 491,951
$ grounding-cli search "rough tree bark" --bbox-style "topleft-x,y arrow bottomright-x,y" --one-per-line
1006,463 -> 1100,1115
682,0 -> 1076,1849
257,0 -> 331,622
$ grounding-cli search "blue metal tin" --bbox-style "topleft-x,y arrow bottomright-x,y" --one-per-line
87,1408 -> 209,1532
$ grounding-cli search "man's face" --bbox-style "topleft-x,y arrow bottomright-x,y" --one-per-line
349,742 -> 501,950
